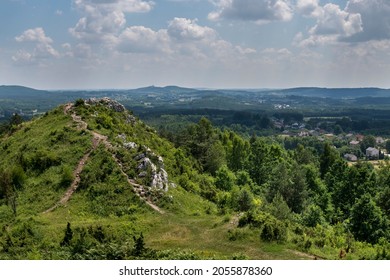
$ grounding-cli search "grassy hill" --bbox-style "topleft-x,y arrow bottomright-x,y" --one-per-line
0,98 -> 305,259
0,98 -> 388,260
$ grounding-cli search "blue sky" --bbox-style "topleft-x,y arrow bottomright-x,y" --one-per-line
1,0 -> 389,89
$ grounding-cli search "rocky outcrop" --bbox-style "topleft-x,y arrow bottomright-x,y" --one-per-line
117,133 -> 137,149
85,97 -> 126,112
136,156 -> 169,191
116,133 -> 170,192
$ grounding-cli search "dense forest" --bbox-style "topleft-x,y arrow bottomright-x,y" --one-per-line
164,117 -> 390,247
0,98 -> 390,260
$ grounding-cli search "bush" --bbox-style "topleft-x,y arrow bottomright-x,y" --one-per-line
238,211 -> 288,242
260,215 -> 287,242
96,114 -> 113,129
74,99 -> 85,107
60,165 -> 74,188
230,186 -> 254,212
156,249 -> 201,260
302,204 -> 326,227
22,149 -> 61,172
227,228 -> 249,241
215,166 -> 235,191
232,252 -> 249,260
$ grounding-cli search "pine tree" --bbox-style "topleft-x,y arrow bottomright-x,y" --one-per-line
133,233 -> 145,257
60,222 -> 73,247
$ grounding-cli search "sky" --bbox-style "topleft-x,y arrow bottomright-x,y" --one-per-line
0,0 -> 390,89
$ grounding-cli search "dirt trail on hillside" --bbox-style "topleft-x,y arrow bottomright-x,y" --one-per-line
43,151 -> 91,214
43,103 -> 164,214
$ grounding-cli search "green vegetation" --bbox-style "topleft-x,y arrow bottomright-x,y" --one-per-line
1,97 -> 390,260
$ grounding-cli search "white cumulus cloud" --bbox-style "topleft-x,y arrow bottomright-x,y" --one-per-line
310,3 -> 362,37
296,0 -> 322,17
345,0 -> 390,42
69,0 -> 154,45
295,1 -> 363,47
208,0 -> 293,24
77,13 -> 253,59
117,26 -> 170,53
15,27 -> 53,45
13,28 -> 59,64
73,0 -> 154,14
168,18 -> 217,41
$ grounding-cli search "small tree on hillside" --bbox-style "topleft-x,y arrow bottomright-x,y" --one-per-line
215,166 -> 235,191
61,222 -> 73,247
133,233 -> 146,257
350,194 -> 388,244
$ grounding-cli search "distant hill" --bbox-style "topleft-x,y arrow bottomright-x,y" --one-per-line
276,87 -> 390,98
0,85 -> 50,98
2,85 -> 390,121
126,85 -> 197,95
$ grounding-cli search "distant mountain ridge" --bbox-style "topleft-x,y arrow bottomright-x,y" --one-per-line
1,84 -> 390,98
0,85 -> 50,97
2,85 -> 390,120
277,87 -> 390,98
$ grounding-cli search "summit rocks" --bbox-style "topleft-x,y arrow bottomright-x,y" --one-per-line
85,97 -> 126,112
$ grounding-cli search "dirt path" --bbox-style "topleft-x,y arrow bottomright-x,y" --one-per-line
43,103 -> 164,214
43,151 -> 91,214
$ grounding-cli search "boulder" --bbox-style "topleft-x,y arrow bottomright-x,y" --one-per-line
124,142 -> 137,149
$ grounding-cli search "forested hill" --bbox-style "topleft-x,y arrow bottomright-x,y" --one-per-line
278,87 -> 390,98
0,98 -> 390,260
1,85 -> 389,99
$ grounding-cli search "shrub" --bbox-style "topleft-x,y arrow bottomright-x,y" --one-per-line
215,166 -> 235,191
60,165 -> 74,188
232,253 -> 249,260
96,114 -> 113,129
22,149 -> 61,172
260,215 -> 287,242
74,99 -> 85,107
227,228 -> 249,241
302,204 -> 326,227
230,186 -> 254,212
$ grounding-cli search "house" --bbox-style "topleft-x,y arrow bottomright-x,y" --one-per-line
324,133 -> 334,138
376,137 -> 385,144
356,134 -> 364,141
344,154 -> 358,162
349,140 -> 360,146
309,130 -> 318,136
366,147 -> 379,159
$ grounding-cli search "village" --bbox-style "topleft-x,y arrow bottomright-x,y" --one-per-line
272,117 -> 390,165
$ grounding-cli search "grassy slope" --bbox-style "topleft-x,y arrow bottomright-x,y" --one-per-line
0,103 -> 311,260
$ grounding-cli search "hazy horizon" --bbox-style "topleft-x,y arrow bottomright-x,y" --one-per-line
2,84 -> 390,92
